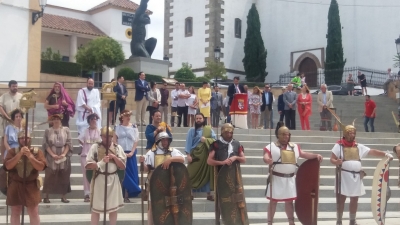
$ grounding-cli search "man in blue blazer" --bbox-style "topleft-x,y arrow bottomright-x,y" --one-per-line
113,75 -> 128,122
135,72 -> 150,125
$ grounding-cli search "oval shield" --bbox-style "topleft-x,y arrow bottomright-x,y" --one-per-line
371,158 -> 391,225
295,158 -> 320,225
217,161 -> 249,225
150,162 -> 192,225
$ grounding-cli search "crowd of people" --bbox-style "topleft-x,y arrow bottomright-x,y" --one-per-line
0,71 -> 388,225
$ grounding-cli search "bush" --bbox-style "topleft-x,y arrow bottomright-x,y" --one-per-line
195,76 -> 210,83
41,47 -> 61,61
175,78 -> 202,87
118,67 -> 135,81
129,73 -> 165,83
174,63 -> 196,80
41,60 -> 82,77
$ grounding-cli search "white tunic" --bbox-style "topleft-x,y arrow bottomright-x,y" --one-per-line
332,143 -> 370,197
75,88 -> 101,134
86,143 -> 126,213
0,92 -> 22,137
264,142 -> 300,201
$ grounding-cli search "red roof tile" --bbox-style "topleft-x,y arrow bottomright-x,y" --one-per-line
42,14 -> 106,37
88,0 -> 152,14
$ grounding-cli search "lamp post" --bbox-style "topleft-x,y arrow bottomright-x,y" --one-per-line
395,36 -> 400,76
214,46 -> 221,87
32,0 -> 47,25
163,55 -> 170,78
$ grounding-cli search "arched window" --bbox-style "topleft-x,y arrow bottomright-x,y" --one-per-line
185,17 -> 193,37
235,18 -> 241,38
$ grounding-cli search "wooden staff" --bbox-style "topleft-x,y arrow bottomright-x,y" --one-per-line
102,103 -> 111,225
21,109 -> 29,225
215,123 -> 220,225
335,110 -> 343,224
268,115 -> 273,225
140,114 -> 145,225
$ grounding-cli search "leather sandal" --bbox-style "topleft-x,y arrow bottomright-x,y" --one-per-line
267,221 -> 272,225
336,221 -> 342,225
288,218 -> 295,225
43,198 -> 50,203
61,198 -> 70,203
206,195 -> 214,201
84,195 -> 90,202
124,198 -> 131,203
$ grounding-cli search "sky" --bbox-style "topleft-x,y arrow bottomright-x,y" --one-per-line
47,0 -> 165,59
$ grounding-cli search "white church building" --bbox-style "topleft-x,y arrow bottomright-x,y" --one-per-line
165,0 -> 400,86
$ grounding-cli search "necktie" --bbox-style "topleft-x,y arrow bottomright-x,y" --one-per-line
236,85 -> 240,93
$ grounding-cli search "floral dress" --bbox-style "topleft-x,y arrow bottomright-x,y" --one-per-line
249,94 -> 261,114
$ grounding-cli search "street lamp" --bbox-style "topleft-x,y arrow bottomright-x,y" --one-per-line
214,46 -> 221,87
163,54 -> 170,78
32,0 -> 47,25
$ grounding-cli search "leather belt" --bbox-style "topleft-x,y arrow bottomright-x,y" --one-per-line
272,171 -> 295,178
97,170 -> 117,175
342,169 -> 365,178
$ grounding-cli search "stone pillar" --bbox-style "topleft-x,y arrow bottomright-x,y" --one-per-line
69,35 -> 77,62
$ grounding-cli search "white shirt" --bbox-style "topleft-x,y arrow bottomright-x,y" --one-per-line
171,89 -> 179,107
177,89 -> 190,107
223,96 -> 229,107
144,147 -> 185,168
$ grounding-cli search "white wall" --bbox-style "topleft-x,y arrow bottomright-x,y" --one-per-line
41,32 -> 71,57
46,5 -> 89,21
0,2 -> 29,84
221,0 -> 253,73
169,0 -> 208,72
257,0 -> 400,83
107,8 -> 133,59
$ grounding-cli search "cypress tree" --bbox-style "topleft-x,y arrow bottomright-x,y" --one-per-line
242,4 -> 267,82
325,0 -> 346,85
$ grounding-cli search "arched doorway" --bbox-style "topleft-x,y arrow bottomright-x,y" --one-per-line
299,57 -> 318,88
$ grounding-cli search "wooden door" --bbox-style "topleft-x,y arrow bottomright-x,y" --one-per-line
299,57 -> 318,88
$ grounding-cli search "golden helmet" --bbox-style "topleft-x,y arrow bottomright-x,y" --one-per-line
100,126 -> 114,136
221,123 -> 234,134
18,129 -> 31,138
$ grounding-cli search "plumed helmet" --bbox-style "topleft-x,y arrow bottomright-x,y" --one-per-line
155,132 -> 171,143
100,126 -> 114,136
221,123 -> 234,134
343,124 -> 356,139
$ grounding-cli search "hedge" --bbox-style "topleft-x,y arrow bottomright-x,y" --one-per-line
128,73 -> 165,83
41,60 -> 82,77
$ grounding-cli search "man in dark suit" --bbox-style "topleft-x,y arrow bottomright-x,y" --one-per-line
113,75 -> 128,122
283,84 -> 297,130
277,88 -> 286,122
227,76 -> 245,123
260,84 -> 274,129
135,72 -> 150,125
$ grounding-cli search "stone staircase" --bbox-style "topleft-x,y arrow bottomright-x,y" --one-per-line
1,100 -> 400,224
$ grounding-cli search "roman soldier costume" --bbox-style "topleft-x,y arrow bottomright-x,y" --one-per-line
209,123 -> 249,225
265,126 -> 299,202
86,126 -> 126,214
4,130 -> 46,207
144,131 -> 192,225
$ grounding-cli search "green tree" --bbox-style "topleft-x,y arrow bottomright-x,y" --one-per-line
76,37 -> 125,73
242,4 -> 267,82
393,55 -> 400,68
325,0 -> 346,85
174,62 -> 196,80
205,60 -> 227,81
41,47 -> 61,61
118,67 -> 135,81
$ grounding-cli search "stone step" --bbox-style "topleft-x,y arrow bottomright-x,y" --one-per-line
0,184 -> 396,200
0,211 -> 399,225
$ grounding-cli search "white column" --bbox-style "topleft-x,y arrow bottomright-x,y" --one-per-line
69,35 -> 77,62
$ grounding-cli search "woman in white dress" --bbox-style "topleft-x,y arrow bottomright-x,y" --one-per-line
187,86 -> 198,127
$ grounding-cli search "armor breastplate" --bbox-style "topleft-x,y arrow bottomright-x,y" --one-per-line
15,147 -> 38,178
215,140 -> 240,161
275,142 -> 296,165
96,144 -> 117,162
281,150 -> 296,164
154,153 -> 171,168
343,147 -> 360,161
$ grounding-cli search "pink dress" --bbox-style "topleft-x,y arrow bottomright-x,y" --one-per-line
78,128 -> 101,196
